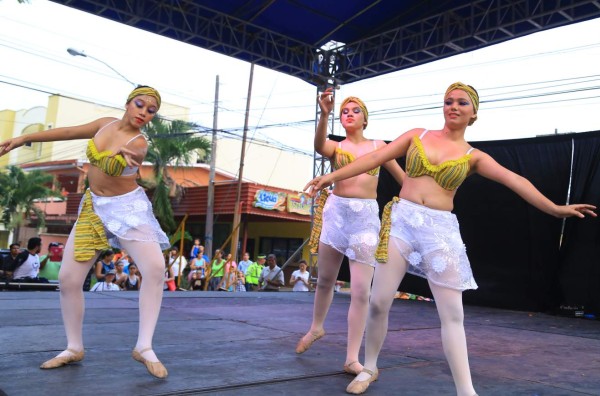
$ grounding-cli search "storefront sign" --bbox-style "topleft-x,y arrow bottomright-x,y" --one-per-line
253,190 -> 287,211
287,193 -> 311,216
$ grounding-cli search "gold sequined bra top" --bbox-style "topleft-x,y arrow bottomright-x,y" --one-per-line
333,140 -> 380,177
86,120 -> 145,177
405,130 -> 474,191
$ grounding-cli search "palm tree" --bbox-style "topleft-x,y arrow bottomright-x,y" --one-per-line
142,117 -> 211,234
0,165 -> 60,243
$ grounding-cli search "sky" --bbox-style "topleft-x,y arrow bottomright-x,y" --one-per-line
1,0 -> 600,156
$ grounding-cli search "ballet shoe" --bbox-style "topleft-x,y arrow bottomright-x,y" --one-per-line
40,348 -> 84,369
295,329 -> 325,354
132,348 -> 168,379
343,360 -> 362,375
346,368 -> 379,394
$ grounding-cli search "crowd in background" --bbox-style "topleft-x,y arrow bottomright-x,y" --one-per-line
1,236 -> 313,293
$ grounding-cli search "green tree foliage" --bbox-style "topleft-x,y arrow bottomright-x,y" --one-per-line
0,165 -> 60,243
142,117 -> 211,234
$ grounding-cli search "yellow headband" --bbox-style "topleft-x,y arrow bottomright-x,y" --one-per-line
339,96 -> 369,129
127,86 -> 161,109
445,82 -> 479,113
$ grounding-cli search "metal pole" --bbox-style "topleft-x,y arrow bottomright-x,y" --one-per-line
205,75 -> 219,257
230,63 -> 254,262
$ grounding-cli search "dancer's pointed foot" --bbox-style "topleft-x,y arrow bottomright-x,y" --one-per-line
40,348 -> 84,369
346,368 -> 378,394
295,329 -> 325,354
343,360 -> 363,375
132,347 -> 168,379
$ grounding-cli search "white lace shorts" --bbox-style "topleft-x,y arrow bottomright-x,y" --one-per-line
320,194 -> 380,267
79,187 -> 170,250
389,199 -> 478,291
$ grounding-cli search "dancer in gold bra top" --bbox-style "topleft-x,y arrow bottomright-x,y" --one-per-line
297,88 -> 405,378
0,85 -> 171,379
305,82 -> 596,395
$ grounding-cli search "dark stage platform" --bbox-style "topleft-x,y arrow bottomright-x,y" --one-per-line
0,290 -> 599,396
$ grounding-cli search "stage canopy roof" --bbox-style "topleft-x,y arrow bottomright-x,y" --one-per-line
51,0 -> 600,86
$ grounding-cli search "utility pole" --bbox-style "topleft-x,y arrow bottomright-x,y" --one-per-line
230,63 -> 254,262
205,75 -> 219,257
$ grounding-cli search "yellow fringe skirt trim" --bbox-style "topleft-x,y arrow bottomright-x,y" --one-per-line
375,196 -> 399,263
74,190 -> 111,262
308,189 -> 330,254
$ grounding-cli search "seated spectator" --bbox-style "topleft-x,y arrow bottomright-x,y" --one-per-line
1,243 -> 21,280
123,263 -> 141,291
188,271 -> 203,291
11,237 -> 46,283
90,270 -> 120,291
114,260 -> 128,289
38,242 -> 64,282
290,260 -> 311,292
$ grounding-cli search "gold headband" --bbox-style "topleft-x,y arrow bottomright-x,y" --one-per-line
445,82 -> 479,113
127,86 -> 161,109
339,96 -> 369,129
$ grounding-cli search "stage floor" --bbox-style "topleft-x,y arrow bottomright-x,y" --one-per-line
0,290 -> 599,396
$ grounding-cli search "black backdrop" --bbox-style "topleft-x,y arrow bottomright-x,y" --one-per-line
336,131 -> 600,314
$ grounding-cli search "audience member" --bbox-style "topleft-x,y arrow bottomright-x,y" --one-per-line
89,269 -> 120,291
187,252 -> 206,288
235,270 -> 246,292
219,267 -> 236,292
168,246 -> 188,289
188,271 -> 203,290
290,260 -> 311,292
94,249 -> 115,283
164,261 -> 175,291
245,255 -> 265,291
38,242 -> 64,282
1,243 -> 21,280
237,252 -> 252,275
113,249 -> 131,274
114,260 -> 128,289
259,254 -> 284,292
208,249 -> 225,291
11,237 -> 44,282
224,252 -> 237,274
123,263 -> 141,291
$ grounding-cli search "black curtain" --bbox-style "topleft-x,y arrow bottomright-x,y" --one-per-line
366,131 -> 600,313
557,132 -> 600,315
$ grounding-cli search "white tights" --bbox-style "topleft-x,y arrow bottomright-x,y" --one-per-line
308,242 -> 374,367
358,237 -> 476,396
55,227 -> 165,362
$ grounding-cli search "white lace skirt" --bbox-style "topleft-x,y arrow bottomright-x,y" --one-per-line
389,199 -> 478,291
319,194 -> 380,267
78,187 -> 170,250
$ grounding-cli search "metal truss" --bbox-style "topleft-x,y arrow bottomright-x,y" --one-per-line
337,0 -> 600,83
53,0 -> 600,85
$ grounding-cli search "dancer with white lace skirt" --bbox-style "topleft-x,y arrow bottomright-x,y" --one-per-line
296,88 -> 405,376
0,85 -> 171,379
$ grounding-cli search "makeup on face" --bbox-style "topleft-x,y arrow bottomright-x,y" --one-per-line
133,98 -> 158,114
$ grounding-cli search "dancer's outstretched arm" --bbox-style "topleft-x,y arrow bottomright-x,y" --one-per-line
472,150 -> 596,218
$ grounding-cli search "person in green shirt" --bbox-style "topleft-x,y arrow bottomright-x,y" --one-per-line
38,242 -> 64,282
208,249 -> 226,291
245,254 -> 266,291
